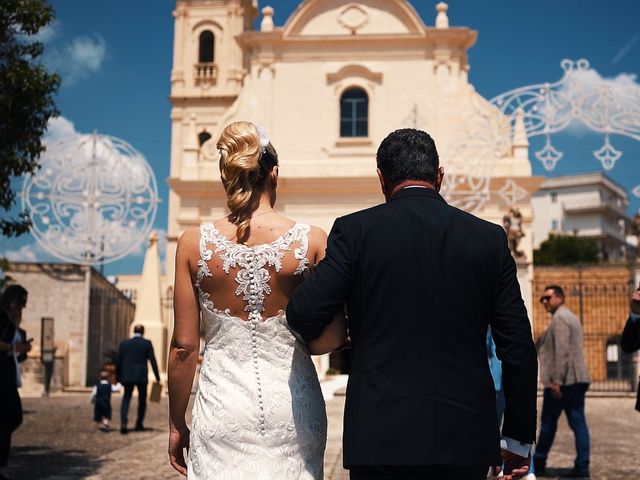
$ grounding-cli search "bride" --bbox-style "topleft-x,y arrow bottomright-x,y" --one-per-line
168,121 -> 346,479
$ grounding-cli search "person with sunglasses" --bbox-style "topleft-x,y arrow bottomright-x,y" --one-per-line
534,285 -> 591,479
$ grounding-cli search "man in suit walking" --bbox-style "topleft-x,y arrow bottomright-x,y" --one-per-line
287,129 -> 537,480
534,285 -> 591,479
620,283 -> 640,410
116,324 -> 160,434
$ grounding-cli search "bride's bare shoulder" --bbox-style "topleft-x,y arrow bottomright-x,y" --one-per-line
176,227 -> 201,252
306,224 -> 328,254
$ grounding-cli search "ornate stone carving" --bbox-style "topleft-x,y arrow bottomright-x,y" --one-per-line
502,207 -> 526,259
338,4 -> 369,34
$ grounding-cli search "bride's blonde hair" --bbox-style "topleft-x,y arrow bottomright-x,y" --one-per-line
217,121 -> 279,243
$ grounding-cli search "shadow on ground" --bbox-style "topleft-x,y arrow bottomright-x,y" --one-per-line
9,445 -> 103,479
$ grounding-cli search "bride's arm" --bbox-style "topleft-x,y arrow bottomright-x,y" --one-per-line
307,312 -> 347,355
168,230 -> 200,476
305,226 -> 348,355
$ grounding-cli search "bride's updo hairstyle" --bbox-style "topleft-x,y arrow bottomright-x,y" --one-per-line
217,121 -> 279,243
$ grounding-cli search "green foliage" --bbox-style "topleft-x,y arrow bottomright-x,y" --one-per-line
0,257 -> 13,289
533,234 -> 600,266
0,0 -> 60,237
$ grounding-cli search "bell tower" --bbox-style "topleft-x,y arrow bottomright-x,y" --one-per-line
166,0 -> 258,281
171,0 -> 257,98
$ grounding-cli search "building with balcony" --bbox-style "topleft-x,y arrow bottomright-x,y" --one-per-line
532,172 -> 636,262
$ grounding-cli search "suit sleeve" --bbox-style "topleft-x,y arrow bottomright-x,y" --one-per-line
147,341 -> 161,382
621,315 -> 640,353
550,316 -> 571,384
116,342 -> 123,383
489,228 -> 538,444
286,217 -> 352,341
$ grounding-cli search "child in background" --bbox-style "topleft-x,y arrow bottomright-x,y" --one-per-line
91,369 -> 120,432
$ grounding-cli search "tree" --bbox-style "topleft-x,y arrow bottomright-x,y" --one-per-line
0,0 -> 60,238
533,234 -> 600,266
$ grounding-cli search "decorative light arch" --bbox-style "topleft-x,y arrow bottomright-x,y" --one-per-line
491,59 -> 640,198
22,133 -> 160,265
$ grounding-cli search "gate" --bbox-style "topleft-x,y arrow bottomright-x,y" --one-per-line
532,265 -> 638,392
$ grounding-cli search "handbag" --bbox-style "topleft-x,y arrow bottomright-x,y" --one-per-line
149,381 -> 162,403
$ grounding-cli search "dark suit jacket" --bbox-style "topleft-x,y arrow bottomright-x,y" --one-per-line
0,311 -> 22,432
286,188 -> 537,467
620,315 -> 640,411
116,336 -> 160,384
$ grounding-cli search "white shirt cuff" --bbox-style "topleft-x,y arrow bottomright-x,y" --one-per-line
630,313 -> 640,321
500,436 -> 531,457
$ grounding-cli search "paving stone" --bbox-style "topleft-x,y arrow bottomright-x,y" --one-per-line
7,393 -> 640,479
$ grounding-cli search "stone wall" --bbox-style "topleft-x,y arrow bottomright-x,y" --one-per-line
7,262 -> 135,390
8,263 -> 89,391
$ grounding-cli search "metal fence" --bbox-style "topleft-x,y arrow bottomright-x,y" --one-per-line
532,264 -> 638,393
87,272 -> 136,386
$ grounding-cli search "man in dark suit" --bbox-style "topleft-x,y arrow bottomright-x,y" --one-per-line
621,283 -> 640,411
116,324 -> 160,434
287,129 -> 537,480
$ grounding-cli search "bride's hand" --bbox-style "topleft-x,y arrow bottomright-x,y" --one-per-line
168,425 -> 190,476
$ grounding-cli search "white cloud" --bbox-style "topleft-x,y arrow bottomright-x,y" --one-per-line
4,244 -> 38,262
44,116 -> 79,143
557,68 -> 640,136
43,35 -> 107,86
31,19 -> 59,43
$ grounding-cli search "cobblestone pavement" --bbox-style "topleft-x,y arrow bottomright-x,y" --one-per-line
6,393 -> 640,479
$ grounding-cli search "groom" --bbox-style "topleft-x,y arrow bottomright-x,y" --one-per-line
287,129 -> 537,480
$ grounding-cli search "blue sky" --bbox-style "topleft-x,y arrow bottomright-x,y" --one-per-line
2,0 -> 639,276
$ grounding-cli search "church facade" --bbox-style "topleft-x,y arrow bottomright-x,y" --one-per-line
134,0 -> 541,377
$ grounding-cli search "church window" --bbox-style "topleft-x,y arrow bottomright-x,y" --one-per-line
340,88 -> 368,137
199,30 -> 215,63
199,131 -> 212,146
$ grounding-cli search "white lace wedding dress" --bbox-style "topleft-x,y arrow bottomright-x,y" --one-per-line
188,223 -> 327,480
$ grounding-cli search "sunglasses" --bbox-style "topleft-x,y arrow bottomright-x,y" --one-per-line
539,295 -> 552,303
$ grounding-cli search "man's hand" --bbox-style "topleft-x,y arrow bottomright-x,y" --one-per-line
14,339 -> 32,354
492,450 -> 531,480
550,383 -> 562,399
168,425 -> 190,476
631,285 -> 640,315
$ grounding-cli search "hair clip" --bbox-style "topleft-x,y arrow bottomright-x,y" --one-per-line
255,124 -> 269,152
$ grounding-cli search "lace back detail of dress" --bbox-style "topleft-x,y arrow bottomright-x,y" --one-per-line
194,222 -> 311,436
195,222 -> 310,316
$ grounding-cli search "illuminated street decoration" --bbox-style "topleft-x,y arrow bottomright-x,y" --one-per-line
491,59 -> 640,198
22,133 -> 160,265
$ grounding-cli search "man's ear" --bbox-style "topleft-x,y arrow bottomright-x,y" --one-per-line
376,168 -> 387,197
434,166 -> 444,192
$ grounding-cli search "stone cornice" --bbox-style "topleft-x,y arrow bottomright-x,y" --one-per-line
237,27 -> 476,54
167,175 -> 543,202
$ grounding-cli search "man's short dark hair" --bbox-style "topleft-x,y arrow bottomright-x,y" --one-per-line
0,284 -> 28,311
544,285 -> 565,299
376,128 -> 439,188
133,324 -> 145,335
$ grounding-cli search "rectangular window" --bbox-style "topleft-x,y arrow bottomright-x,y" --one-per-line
340,98 -> 368,137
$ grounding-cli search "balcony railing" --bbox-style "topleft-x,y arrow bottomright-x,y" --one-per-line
563,199 -> 625,215
195,62 -> 218,84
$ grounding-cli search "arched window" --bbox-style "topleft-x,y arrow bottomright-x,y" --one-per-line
340,87 -> 368,137
199,131 -> 212,146
199,30 -> 215,63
